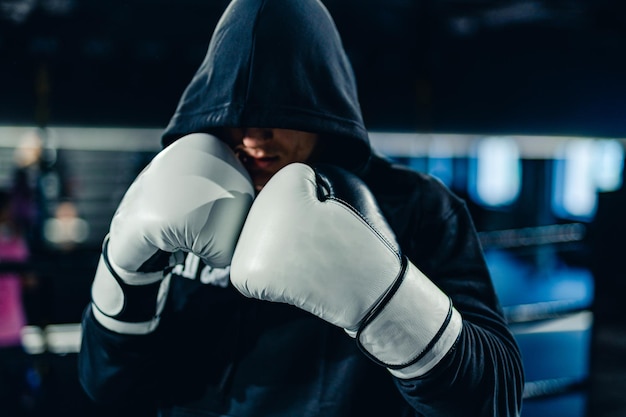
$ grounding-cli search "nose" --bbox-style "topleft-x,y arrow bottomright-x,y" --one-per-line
242,128 -> 273,147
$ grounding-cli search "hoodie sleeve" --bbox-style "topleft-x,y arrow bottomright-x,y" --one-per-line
381,174 -> 524,416
78,273 -> 245,410
78,304 -> 162,407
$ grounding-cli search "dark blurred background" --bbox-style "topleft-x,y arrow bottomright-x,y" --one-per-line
1,1 -> 626,416
1,0 -> 626,136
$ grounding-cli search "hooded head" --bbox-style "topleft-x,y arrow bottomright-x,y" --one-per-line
161,0 -> 371,173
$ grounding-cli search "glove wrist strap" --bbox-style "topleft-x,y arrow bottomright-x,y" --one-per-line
355,259 -> 463,379
91,238 -> 170,335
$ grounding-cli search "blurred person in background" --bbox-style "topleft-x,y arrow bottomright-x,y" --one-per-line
0,189 -> 39,416
11,128 -> 73,253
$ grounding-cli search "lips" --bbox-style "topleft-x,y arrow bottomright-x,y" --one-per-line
238,152 -> 279,171
249,156 -> 279,170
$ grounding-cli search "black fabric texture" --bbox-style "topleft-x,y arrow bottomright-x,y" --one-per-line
161,0 -> 371,173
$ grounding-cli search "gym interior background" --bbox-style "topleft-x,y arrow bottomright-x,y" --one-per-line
1,0 -> 626,416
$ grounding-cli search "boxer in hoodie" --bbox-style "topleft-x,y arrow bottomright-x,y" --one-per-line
78,0 -> 524,416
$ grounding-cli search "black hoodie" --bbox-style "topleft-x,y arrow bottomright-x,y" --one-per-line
78,0 -> 524,416
161,0 -> 370,173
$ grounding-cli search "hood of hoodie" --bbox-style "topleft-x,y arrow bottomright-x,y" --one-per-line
161,0 -> 371,172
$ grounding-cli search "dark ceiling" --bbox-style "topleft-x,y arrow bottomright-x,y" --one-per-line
2,0 -> 626,137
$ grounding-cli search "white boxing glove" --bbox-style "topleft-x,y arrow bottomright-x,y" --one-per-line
91,133 -> 254,335
230,163 -> 462,378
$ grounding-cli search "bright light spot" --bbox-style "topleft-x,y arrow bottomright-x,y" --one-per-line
471,137 -> 521,207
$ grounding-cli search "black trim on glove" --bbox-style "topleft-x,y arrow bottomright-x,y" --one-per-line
313,163 -> 398,254
94,237 -> 165,324
355,256 -> 455,370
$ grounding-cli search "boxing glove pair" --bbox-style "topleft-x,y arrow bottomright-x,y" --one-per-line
90,133 -> 461,378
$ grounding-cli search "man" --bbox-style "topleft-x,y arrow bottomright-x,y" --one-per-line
78,0 -> 524,416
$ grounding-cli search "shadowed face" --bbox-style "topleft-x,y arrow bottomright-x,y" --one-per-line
223,127 -> 319,192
